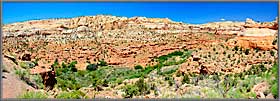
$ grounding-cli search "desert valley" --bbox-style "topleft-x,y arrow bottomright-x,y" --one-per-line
2,15 -> 278,99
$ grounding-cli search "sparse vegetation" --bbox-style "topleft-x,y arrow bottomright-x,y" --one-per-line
234,46 -> 239,51
272,39 -> 277,45
56,90 -> 88,99
182,74 -> 190,84
19,91 -> 48,99
19,61 -> 35,69
98,59 -> 108,66
134,65 -> 143,70
245,49 -> 250,55
122,77 -> 150,98
223,51 -> 226,55
270,50 -> 275,56
86,64 -> 98,71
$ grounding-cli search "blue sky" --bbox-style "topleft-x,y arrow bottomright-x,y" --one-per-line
3,2 -> 278,24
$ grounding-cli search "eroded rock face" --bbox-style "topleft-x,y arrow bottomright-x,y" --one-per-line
239,28 -> 277,36
227,27 -> 277,51
244,18 -> 278,30
231,18 -> 278,51
2,15 -> 278,70
40,69 -> 57,91
29,63 -> 57,91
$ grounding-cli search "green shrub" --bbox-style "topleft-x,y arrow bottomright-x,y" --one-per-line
135,77 -> 150,95
239,47 -> 243,52
122,84 -> 139,98
19,61 -> 35,69
68,61 -> 78,72
182,74 -> 190,84
157,50 -> 190,63
15,69 -> 29,79
19,91 -> 48,99
223,51 -> 226,55
237,60 -> 241,64
98,59 -> 108,66
61,62 -> 67,68
272,39 -> 277,45
212,73 -> 220,82
55,61 -> 87,90
175,71 -> 183,77
122,77 -> 150,98
271,83 -> 278,98
57,61 -> 78,73
86,64 -> 98,71
168,79 -> 174,86
225,54 -> 230,58
115,78 -> 124,85
168,51 -> 184,56
134,65 -> 143,70
254,48 -> 259,52
51,58 -> 60,68
270,63 -> 278,98
30,74 -> 44,89
271,62 -> 278,76
234,46 -> 239,51
32,58 -> 39,66
220,44 -> 224,48
270,50 -> 275,56
157,55 -> 169,63
245,49 -> 250,55
142,65 -> 156,75
56,90 -> 87,99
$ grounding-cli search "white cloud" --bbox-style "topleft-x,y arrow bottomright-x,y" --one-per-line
220,18 -> 225,21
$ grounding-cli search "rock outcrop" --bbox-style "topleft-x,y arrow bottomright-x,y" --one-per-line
244,18 -> 278,30
228,28 -> 277,50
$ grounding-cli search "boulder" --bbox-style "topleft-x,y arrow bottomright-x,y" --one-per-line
266,93 -> 275,99
192,56 -> 201,61
76,26 -> 90,32
200,63 -> 215,74
252,82 -> 269,99
20,53 -> 32,61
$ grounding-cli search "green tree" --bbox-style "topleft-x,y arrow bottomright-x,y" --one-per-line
134,65 -> 143,70
270,50 -> 275,56
245,49 -> 250,55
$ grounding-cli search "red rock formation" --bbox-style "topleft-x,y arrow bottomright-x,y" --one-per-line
228,35 -> 277,51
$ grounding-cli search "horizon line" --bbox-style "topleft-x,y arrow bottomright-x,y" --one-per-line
3,14 -> 278,25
